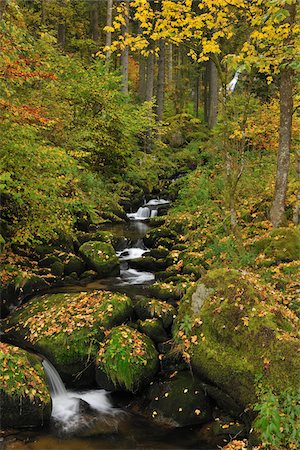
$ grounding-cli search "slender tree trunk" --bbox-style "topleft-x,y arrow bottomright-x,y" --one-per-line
90,0 -> 100,42
208,59 -> 218,128
40,0 -> 45,24
194,72 -> 199,117
270,4 -> 296,228
57,0 -> 66,50
156,40 -> 165,121
270,68 -> 293,227
57,23 -> 66,49
106,0 -> 113,61
139,55 -> 146,101
146,50 -> 154,102
292,150 -> 300,225
0,0 -> 7,20
120,0 -> 129,94
168,43 -> 173,84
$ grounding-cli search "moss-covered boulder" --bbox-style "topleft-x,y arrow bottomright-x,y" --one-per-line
134,297 -> 176,328
137,318 -> 168,343
174,269 -> 300,411
144,227 -> 177,248
79,241 -> 119,277
64,255 -> 85,276
145,371 -> 212,426
0,343 -> 51,428
6,291 -> 133,386
96,325 -> 158,392
129,256 -> 167,272
264,227 -> 300,262
147,281 -> 187,303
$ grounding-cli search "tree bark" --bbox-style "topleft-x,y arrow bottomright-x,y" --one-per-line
270,4 -> 296,228
106,0 -> 113,61
120,0 -> 129,94
156,40 -> 165,121
208,60 -> 218,129
0,0 -> 7,20
270,72 -> 293,227
139,55 -> 146,101
90,0 -> 100,42
146,50 -> 154,102
57,23 -> 66,49
292,150 -> 300,225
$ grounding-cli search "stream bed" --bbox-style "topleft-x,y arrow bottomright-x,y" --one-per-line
2,202 -> 229,450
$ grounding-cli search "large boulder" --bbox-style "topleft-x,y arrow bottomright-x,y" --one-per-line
0,343 -> 51,428
79,241 -> 120,277
144,371 -> 212,426
174,269 -> 300,411
5,291 -> 133,386
96,325 -> 159,392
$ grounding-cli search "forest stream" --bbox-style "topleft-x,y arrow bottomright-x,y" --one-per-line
2,200 -> 229,450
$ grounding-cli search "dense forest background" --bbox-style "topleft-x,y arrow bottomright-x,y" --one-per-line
0,0 -> 299,247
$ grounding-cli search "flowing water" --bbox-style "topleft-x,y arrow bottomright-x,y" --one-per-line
3,200 -> 225,450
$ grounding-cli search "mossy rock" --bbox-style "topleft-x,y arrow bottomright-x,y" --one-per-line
64,256 -> 85,276
144,227 -> 177,248
50,261 -> 64,277
39,255 -> 61,268
174,268 -> 300,410
129,257 -> 167,272
148,282 -> 186,302
137,318 -> 168,343
264,227 -> 300,262
79,241 -> 119,278
149,247 -> 170,259
134,297 -> 176,328
0,343 -> 51,428
145,371 -> 212,426
96,325 -> 158,392
80,270 -> 97,280
6,291 -> 133,387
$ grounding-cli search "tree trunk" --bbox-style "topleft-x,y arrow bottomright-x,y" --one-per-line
120,0 -> 129,94
57,23 -> 66,49
270,4 -> 296,228
194,72 -> 199,117
0,0 -> 7,20
270,68 -> 293,227
106,0 -> 113,61
156,40 -> 165,121
146,50 -> 154,102
168,43 -> 173,84
139,55 -> 146,101
207,60 -> 218,129
40,0 -> 45,24
292,150 -> 300,225
90,0 -> 100,42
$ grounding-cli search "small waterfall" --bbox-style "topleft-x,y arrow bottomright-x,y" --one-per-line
43,359 -> 67,397
151,209 -> 158,218
42,359 -> 117,433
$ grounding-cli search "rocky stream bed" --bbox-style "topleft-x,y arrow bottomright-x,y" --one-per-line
1,199 -> 299,450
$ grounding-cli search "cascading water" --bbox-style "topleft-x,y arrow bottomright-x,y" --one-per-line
126,198 -> 169,221
42,359 -> 119,433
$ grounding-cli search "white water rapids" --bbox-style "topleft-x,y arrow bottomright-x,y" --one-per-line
42,360 -> 120,433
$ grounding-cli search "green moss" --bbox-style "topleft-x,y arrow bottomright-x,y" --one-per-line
174,269 -> 300,409
0,342 -> 51,404
138,318 -> 168,343
263,227 -> 300,262
134,297 -> 176,328
6,291 -> 133,372
96,325 -> 158,392
79,241 -> 119,277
